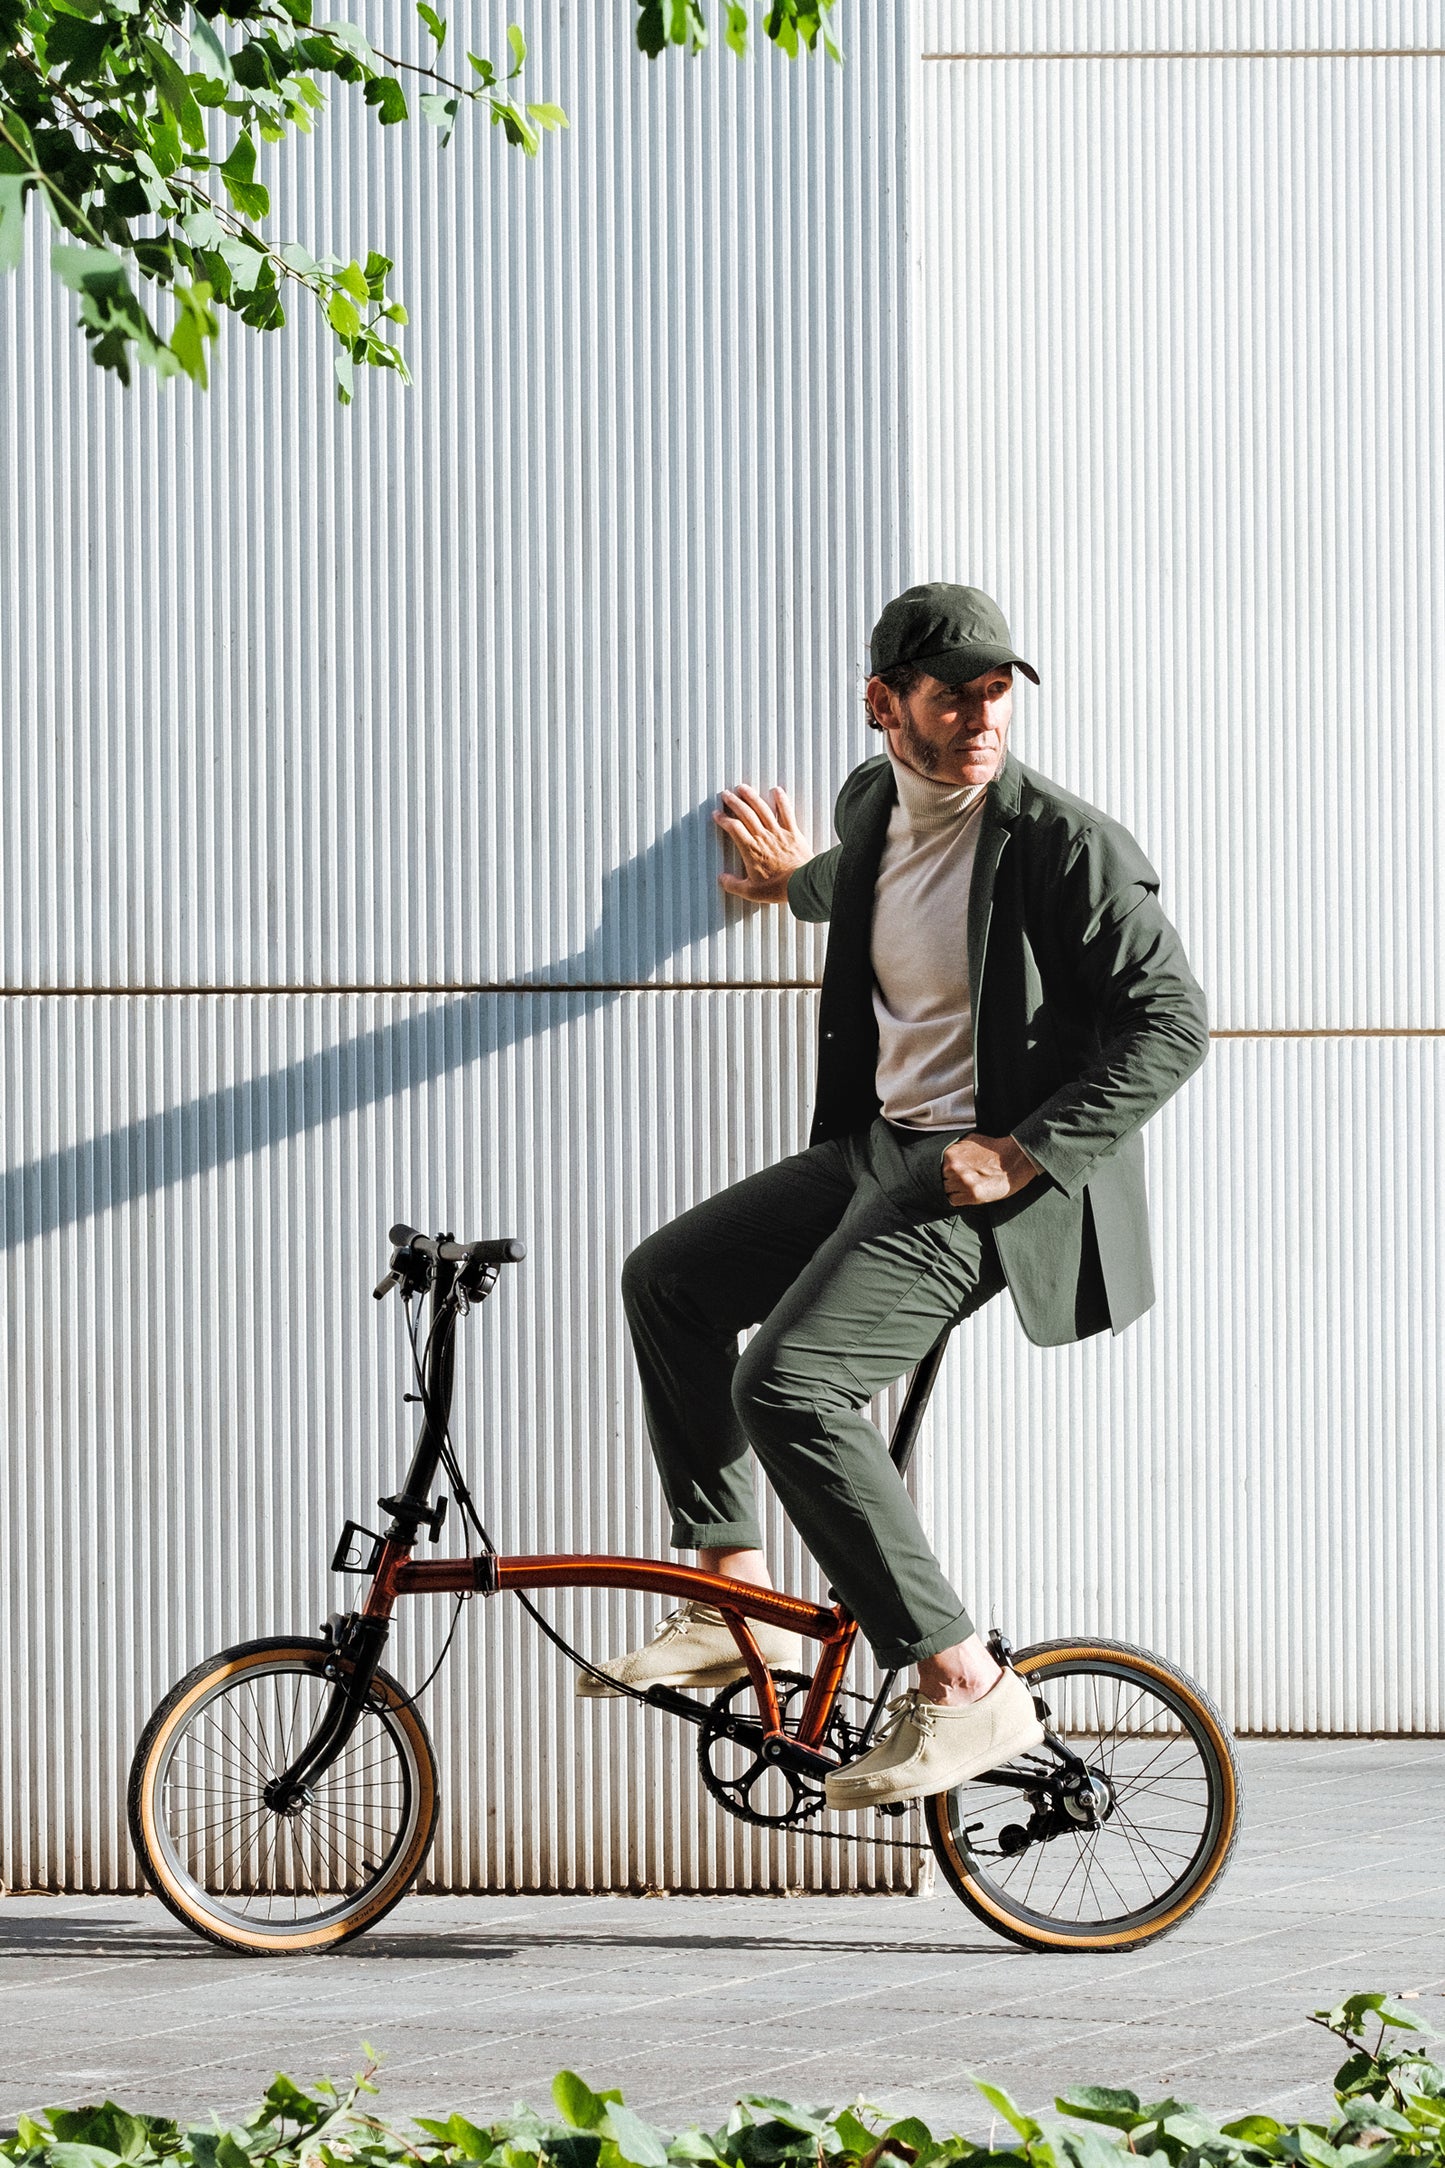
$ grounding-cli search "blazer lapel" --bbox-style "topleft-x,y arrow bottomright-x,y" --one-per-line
967,751 -> 1022,1076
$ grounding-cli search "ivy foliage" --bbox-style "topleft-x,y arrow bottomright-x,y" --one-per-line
3,1993 -> 1444,2168
0,0 -> 839,398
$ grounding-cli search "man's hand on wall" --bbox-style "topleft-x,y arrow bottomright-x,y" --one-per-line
714,784 -> 815,902
942,1133 -> 1041,1207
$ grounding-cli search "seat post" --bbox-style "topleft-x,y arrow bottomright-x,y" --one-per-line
886,1326 -> 953,1477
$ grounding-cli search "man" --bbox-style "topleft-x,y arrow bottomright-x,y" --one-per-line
583,583 -> 1210,1813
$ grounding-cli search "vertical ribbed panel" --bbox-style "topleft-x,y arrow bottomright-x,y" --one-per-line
918,1035 -> 1443,1736
0,6 -> 913,1891
3,1010 -> 1440,1894
0,992 -> 923,1892
0,4 -> 906,990
913,35 -> 1444,1027
919,4 -> 1445,53
3,1 -> 1442,1901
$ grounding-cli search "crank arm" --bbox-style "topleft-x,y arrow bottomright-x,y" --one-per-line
648,1685 -> 840,1780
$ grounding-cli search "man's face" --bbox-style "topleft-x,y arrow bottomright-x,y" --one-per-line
867,665 -> 1015,789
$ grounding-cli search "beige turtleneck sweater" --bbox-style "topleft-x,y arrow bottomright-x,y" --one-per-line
869,744 -> 988,1131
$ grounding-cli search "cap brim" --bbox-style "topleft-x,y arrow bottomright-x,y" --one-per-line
913,645 -> 1040,688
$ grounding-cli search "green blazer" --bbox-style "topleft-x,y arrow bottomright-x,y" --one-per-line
787,750 -> 1210,1347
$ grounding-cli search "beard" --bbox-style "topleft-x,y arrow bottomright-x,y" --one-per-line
895,705 -> 942,776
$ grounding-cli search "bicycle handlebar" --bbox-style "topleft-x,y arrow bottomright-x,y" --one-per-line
387,1223 -> 527,1267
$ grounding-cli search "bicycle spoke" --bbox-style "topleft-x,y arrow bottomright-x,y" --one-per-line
151,1658 -> 414,1930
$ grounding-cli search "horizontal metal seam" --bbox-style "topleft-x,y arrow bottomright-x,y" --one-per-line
0,993 -> 1440,1038
923,50 -> 1445,61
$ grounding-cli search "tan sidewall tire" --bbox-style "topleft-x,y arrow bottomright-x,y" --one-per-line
925,1637 -> 1241,1952
128,1637 -> 438,1956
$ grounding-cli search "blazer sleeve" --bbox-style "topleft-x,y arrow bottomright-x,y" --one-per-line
785,756 -> 886,924
787,845 -> 842,922
1009,824 -> 1210,1199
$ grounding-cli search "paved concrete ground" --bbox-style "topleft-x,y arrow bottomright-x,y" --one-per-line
2,1742 -> 1443,2139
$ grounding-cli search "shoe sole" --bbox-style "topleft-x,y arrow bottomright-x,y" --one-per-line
576,1649 -> 804,1701
576,1659 -> 753,1701
823,1713 -> 1047,1812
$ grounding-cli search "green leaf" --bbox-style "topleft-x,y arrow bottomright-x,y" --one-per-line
466,49 -> 495,82
548,2072 -> 606,2124
419,90 -> 459,143
327,286 -> 359,335
969,2078 -> 1042,2144
415,1 -> 445,44
1057,2088 -> 1143,2132
169,273 -> 217,384
1222,2116 -> 1288,2145
362,247 -> 391,293
416,2115 -> 498,2160
189,13 -> 234,81
336,255 -> 368,300
0,172 -> 30,272
492,100 -> 537,153
44,13 -> 112,72
505,20 -> 525,67
316,16 -> 379,66
525,101 -> 567,131
219,128 -> 269,218
363,73 -> 408,122
280,239 -> 319,275
601,2107 -> 669,2168
142,34 -> 209,149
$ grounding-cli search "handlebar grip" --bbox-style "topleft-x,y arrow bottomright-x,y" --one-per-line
389,1225 -> 525,1267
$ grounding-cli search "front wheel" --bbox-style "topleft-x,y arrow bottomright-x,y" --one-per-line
128,1636 -> 438,1955
925,1636 -> 1242,1951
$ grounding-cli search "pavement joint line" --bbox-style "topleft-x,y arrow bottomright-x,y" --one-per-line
366,1950 -> 847,2089
668,1908 -> 1441,2113
921,1907 -> 1445,2091
191,1946 -> 849,2113
485,1947 -> 1029,2116
442,1940 -> 1023,2114
54,1949 -> 683,2092
0,1964 -> 364,2081
1139,2016 -> 1317,2078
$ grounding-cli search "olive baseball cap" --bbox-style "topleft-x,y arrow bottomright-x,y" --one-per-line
869,582 -> 1040,687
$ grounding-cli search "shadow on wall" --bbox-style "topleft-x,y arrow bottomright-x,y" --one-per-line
1,800 -> 778,1251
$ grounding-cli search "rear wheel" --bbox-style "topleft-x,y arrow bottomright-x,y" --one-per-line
925,1637 -> 1241,1951
128,1636 -> 438,1955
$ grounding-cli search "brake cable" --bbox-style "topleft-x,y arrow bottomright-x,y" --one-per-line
389,1282 -> 948,1855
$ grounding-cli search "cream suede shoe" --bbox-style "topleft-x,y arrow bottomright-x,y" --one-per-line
576,1599 -> 803,1700
823,1670 -> 1046,1810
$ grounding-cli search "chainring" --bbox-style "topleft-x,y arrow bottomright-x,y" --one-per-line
697,1669 -> 867,1829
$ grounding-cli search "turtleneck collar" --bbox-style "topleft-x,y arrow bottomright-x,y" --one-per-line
885,742 -> 988,834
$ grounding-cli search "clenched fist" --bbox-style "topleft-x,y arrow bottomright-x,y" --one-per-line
713,784 -> 813,903
942,1132 -> 1041,1207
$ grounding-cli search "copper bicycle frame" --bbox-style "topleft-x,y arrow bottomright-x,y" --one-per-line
318,1242 -> 954,1776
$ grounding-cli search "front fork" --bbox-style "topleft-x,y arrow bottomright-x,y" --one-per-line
261,1609 -> 392,1814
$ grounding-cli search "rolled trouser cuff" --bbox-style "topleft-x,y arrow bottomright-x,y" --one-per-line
669,1516 -> 765,1552
871,1606 -> 976,1670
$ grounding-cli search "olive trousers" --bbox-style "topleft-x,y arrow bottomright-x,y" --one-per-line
620,1117 -> 1008,1669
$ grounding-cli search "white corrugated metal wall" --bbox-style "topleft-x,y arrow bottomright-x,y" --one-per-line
909,0 -> 1443,1735
0,0 -> 917,1894
1,1 -> 1441,1896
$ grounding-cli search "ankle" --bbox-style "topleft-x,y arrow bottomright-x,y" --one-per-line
698,1546 -> 773,1590
916,1636 -> 1005,1706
